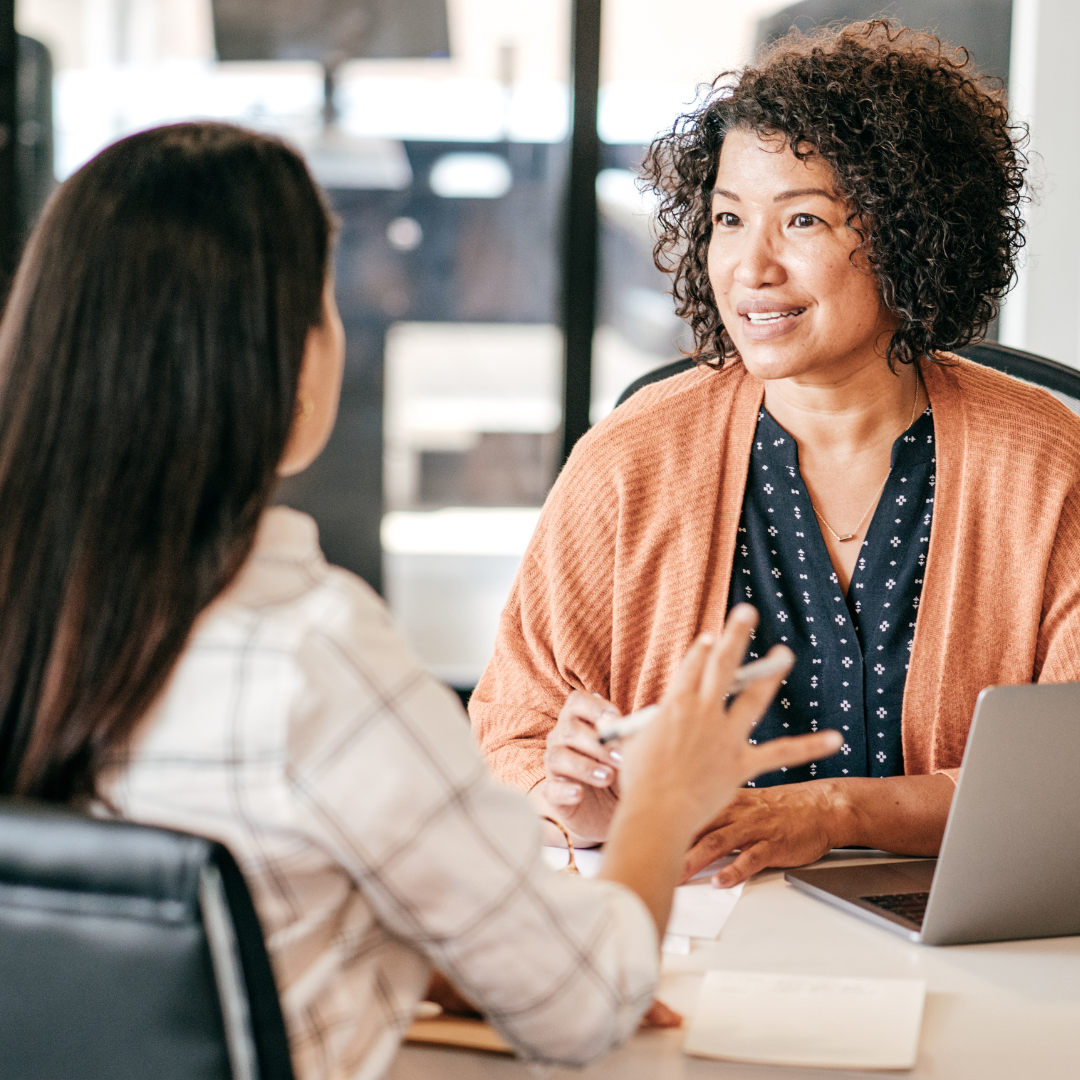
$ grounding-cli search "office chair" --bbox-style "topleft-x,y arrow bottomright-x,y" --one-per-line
0,800 -> 294,1080
614,342 -> 1080,411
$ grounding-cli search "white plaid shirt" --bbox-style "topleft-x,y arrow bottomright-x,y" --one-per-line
104,507 -> 657,1080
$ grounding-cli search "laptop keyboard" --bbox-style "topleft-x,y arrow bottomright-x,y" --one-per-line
861,891 -> 930,925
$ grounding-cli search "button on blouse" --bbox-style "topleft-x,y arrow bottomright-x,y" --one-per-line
727,404 -> 936,785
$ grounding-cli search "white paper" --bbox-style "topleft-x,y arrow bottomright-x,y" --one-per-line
542,847 -> 745,943
662,933 -> 691,955
684,970 -> 927,1071
666,878 -> 744,939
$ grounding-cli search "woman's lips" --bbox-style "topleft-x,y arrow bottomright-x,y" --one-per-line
738,306 -> 808,341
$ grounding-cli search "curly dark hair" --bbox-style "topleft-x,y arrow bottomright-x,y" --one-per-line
642,19 -> 1027,367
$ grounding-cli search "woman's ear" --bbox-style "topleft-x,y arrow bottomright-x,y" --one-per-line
277,280 -> 346,477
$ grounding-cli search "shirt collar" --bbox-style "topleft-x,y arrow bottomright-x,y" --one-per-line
755,405 -> 935,470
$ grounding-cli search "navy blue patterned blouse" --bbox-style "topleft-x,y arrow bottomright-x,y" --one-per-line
727,404 -> 936,786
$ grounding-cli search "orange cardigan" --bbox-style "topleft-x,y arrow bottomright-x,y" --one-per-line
470,355 -> 1080,791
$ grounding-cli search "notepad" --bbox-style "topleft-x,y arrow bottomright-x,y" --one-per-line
684,970 -> 926,1070
405,1015 -> 513,1054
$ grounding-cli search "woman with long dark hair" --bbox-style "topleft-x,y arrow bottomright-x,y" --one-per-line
0,122 -> 834,1078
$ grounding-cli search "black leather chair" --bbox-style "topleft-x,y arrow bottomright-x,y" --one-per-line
0,800 -> 294,1080
614,341 -> 1080,410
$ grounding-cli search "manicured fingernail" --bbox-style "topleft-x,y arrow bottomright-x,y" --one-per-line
699,633 -> 715,645
564,785 -> 581,802
600,707 -> 620,720
713,874 -> 731,888
608,749 -> 623,763
592,767 -> 610,782
732,604 -> 757,623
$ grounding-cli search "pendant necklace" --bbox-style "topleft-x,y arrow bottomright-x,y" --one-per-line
810,371 -> 921,544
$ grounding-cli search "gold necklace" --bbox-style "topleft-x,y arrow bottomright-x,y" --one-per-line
810,371 -> 921,544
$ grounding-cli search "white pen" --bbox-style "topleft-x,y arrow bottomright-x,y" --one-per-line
596,652 -> 794,744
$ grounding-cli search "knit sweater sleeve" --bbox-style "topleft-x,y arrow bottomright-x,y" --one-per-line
1034,480 -> 1080,683
929,480 -> 1080,787
469,428 -> 621,791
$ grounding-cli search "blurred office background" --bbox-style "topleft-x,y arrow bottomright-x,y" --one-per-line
1,0 -> 1074,696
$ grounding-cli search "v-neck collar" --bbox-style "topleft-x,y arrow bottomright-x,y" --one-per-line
729,388 -> 936,783
755,394 -> 936,593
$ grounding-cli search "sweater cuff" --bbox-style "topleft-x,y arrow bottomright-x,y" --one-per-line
486,744 -> 547,792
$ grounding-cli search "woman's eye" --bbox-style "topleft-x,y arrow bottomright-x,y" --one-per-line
792,213 -> 818,228
715,212 -> 740,227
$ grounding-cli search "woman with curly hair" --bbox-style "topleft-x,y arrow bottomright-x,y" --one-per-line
471,20 -> 1080,885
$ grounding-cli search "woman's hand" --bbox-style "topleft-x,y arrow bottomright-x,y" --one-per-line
640,1000 -> 682,1029
598,605 -> 843,936
532,690 -> 625,845
615,607 -> 840,840
682,772 -> 957,887
681,782 -> 838,886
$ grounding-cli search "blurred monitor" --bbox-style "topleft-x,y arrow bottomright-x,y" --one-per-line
212,0 -> 450,64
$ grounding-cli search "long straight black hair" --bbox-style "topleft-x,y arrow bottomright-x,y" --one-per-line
0,122 -> 333,802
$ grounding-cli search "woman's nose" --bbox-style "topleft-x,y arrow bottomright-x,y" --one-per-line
733,227 -> 786,289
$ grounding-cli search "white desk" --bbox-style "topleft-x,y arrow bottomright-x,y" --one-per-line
388,850 -> 1079,1080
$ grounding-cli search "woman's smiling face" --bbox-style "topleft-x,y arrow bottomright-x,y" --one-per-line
708,127 -> 898,383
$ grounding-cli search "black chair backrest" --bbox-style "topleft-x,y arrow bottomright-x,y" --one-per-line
954,342 -> 1080,405
0,800 -> 294,1080
613,342 -> 1080,412
614,357 -> 696,409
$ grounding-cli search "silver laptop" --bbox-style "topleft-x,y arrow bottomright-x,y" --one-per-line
785,683 -> 1080,945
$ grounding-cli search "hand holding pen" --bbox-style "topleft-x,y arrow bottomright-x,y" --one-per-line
596,607 -> 843,926
530,606 -> 832,851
